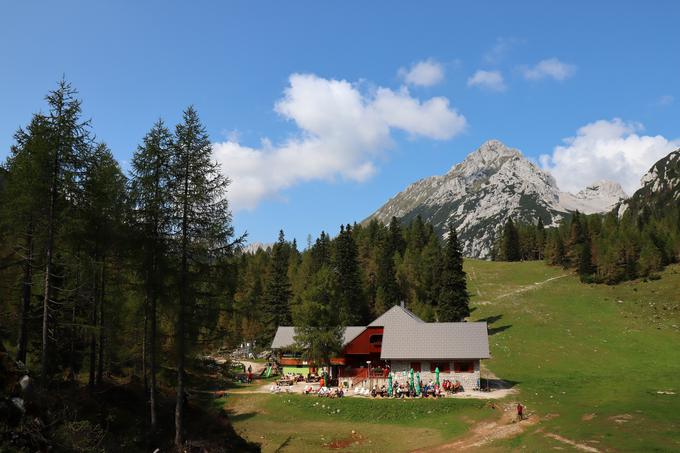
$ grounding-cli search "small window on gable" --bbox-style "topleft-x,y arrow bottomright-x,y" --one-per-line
410,362 -> 421,372
453,360 -> 475,373
429,361 -> 450,373
369,335 -> 383,345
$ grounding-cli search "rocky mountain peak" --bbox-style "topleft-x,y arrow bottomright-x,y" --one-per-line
366,140 -> 632,259
577,180 -> 627,200
449,139 -> 521,175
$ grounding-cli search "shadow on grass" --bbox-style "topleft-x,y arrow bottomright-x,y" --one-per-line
478,314 -> 512,335
481,377 -> 520,390
488,325 -> 512,335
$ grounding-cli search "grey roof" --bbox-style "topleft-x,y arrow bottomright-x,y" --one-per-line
368,304 -> 423,327
271,326 -> 366,350
380,322 -> 490,360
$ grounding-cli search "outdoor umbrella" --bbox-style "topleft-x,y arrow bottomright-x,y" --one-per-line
435,367 -> 440,386
387,372 -> 393,397
409,368 -> 415,394
415,372 -> 421,396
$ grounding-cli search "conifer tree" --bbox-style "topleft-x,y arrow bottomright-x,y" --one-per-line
438,224 -> 470,322
1,115 -> 52,364
170,106 -> 236,449
333,224 -> 366,325
40,80 -> 91,383
500,217 -> 521,261
264,230 -> 293,335
130,119 -> 173,430
293,266 -> 343,367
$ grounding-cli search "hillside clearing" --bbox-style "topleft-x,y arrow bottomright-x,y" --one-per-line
224,260 -> 680,452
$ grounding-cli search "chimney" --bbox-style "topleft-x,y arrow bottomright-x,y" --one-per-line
400,300 -> 405,309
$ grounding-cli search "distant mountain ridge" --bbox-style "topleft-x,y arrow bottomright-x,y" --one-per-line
367,140 -> 627,259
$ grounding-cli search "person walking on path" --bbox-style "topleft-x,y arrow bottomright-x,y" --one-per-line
516,403 -> 524,422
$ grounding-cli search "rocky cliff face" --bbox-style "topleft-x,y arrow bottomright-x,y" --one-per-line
617,148 -> 680,218
367,140 -> 627,259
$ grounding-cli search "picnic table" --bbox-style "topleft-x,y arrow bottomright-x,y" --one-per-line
277,378 -> 294,386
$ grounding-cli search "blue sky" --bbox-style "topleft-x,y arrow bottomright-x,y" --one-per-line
1,1 -> 679,246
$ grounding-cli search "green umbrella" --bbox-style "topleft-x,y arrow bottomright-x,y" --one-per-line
409,368 -> 415,395
387,372 -> 393,397
435,367 -> 440,386
415,372 -> 421,396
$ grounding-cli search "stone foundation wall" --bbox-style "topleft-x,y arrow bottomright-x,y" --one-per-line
389,359 -> 481,391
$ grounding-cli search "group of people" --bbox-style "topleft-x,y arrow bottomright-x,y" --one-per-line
365,378 -> 463,398
303,385 -> 344,398
269,383 -> 292,393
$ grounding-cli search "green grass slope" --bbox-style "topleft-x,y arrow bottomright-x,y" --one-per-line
222,260 -> 680,452
467,260 -> 680,452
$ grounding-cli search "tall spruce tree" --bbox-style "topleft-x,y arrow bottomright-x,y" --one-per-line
501,217 -> 521,261
438,224 -> 470,322
264,230 -> 293,337
170,106 -> 236,449
293,266 -> 343,367
333,224 -> 366,325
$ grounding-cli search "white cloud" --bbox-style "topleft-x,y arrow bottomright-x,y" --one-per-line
214,73 -> 466,210
467,70 -> 506,91
522,58 -> 576,81
399,59 -> 445,87
540,118 -> 680,194
483,37 -> 521,64
658,95 -> 674,106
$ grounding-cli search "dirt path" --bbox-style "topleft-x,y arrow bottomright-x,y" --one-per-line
412,404 -> 539,452
544,433 -> 601,452
495,274 -> 568,300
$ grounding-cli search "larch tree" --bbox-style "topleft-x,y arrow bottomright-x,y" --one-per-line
170,106 -> 237,449
130,119 -> 174,430
40,80 -> 91,384
1,115 -> 52,364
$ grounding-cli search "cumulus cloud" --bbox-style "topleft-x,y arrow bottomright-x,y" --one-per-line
214,73 -> 466,210
483,37 -> 522,64
522,58 -> 576,81
467,70 -> 506,92
540,118 -> 680,194
399,59 -> 445,87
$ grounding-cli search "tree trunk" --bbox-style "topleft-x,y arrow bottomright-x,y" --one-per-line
17,222 -> 33,364
149,291 -> 158,430
69,252 -> 80,381
41,143 -> 60,385
175,162 -> 189,451
96,256 -> 106,385
89,264 -> 99,389
142,298 -> 148,394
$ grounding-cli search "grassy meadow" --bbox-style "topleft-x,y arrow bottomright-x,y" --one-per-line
221,260 -> 680,452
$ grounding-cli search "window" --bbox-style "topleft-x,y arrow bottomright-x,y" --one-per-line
369,335 -> 383,345
453,360 -> 475,373
429,361 -> 450,373
410,362 -> 421,372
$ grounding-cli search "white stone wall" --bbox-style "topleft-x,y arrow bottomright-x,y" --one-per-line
388,359 -> 481,391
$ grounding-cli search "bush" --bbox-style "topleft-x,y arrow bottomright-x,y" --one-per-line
52,420 -> 105,453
